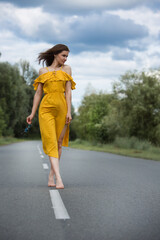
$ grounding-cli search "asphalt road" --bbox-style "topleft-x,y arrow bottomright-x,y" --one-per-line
0,140 -> 160,240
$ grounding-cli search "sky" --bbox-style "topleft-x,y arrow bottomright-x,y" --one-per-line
0,0 -> 160,110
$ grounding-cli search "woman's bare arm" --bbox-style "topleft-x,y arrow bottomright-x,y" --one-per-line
26,68 -> 45,124
64,65 -> 72,124
65,81 -> 72,114
31,83 -> 43,117
26,83 -> 43,124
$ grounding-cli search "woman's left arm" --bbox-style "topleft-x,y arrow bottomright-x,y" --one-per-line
65,66 -> 72,124
65,81 -> 72,124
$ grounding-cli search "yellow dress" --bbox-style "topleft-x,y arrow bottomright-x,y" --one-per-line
33,67 -> 76,158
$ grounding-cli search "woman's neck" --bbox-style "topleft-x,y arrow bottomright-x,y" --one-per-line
50,60 -> 62,69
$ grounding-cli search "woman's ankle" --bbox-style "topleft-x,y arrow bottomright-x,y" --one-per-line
49,170 -> 54,177
55,174 -> 62,180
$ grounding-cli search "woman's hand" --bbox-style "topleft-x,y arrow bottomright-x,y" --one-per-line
66,112 -> 72,124
26,114 -> 34,124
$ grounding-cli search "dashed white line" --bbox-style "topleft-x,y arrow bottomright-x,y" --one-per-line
37,145 -> 69,220
43,163 -> 49,169
49,190 -> 70,220
37,145 -> 42,155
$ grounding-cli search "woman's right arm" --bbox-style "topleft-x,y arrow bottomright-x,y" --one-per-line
26,83 -> 43,124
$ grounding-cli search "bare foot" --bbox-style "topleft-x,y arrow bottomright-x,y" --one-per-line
56,176 -> 64,189
48,181 -> 56,187
48,173 -> 56,187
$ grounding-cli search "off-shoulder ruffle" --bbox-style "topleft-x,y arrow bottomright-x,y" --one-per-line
62,71 -> 76,90
33,71 -> 76,90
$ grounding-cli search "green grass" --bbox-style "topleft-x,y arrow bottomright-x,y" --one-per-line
0,135 -> 41,146
0,136 -> 26,145
1,136 -> 160,161
69,138 -> 160,161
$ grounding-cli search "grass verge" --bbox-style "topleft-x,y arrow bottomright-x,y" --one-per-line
69,138 -> 160,161
1,136 -> 160,161
0,136 -> 26,146
0,136 -> 41,146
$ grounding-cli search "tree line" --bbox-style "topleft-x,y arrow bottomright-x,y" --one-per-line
71,69 -> 160,146
0,60 -> 75,139
0,60 -> 160,146
0,60 -> 39,137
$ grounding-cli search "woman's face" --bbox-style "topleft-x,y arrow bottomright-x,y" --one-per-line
55,50 -> 69,65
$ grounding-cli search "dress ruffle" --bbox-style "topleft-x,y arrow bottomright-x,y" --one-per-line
33,70 -> 76,91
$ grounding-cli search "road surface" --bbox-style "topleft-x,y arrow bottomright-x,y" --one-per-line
0,140 -> 160,240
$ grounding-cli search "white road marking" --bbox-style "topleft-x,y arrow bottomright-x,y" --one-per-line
43,163 -> 49,169
37,145 -> 42,155
37,145 -> 69,219
49,190 -> 70,220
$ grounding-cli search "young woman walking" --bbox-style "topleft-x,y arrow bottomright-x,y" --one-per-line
26,44 -> 76,189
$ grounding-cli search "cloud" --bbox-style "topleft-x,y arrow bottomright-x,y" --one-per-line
0,3 -> 60,39
0,2 -> 160,109
111,48 -> 135,60
2,0 -> 160,12
69,12 -> 148,51
1,28 -> 160,109
108,7 -> 160,36
0,29 -> 51,64
0,3 -> 148,53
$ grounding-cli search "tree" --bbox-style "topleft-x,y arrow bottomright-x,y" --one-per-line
0,61 -> 40,138
69,104 -> 77,140
17,59 -> 38,85
74,92 -> 114,142
113,70 -> 160,144
0,106 -> 6,136
0,62 -> 30,135
15,60 -> 40,138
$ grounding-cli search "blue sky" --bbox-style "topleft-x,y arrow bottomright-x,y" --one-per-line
0,0 -> 160,110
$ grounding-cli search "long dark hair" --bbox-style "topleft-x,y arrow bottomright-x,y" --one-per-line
37,44 -> 70,66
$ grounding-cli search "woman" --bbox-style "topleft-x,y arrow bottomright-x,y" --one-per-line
26,44 -> 76,189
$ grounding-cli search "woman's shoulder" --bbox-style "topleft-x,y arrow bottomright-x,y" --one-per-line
62,65 -> 72,76
39,67 -> 48,76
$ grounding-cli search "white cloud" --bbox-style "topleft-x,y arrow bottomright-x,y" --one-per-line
45,0 -> 159,11
3,0 -> 160,12
0,3 -> 61,38
108,7 -> 160,36
0,31 -> 137,108
0,3 -> 160,109
0,2 -> 148,49
63,0 -> 148,8
0,30 -> 50,64
0,3 -> 78,42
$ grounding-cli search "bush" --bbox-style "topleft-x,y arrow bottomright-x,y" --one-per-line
95,110 -> 120,143
153,124 -> 160,146
0,106 -> 6,136
113,136 -> 152,150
